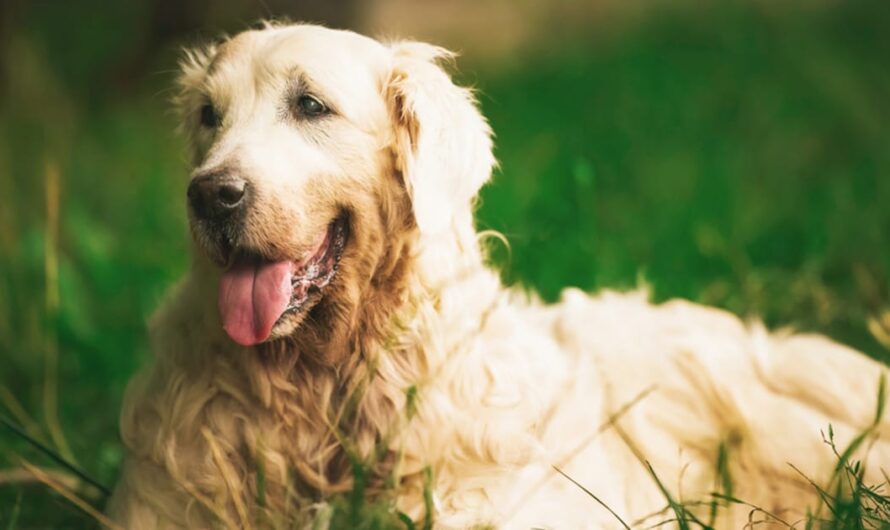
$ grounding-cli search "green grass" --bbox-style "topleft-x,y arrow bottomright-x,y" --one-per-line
2,1 -> 890,528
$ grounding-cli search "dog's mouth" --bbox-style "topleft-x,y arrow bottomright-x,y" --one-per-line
217,215 -> 349,346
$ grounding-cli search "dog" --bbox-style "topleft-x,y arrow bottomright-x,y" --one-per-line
108,22 -> 890,529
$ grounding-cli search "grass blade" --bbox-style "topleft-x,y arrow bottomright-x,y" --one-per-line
20,460 -> 123,530
42,161 -> 75,465
552,465 -> 631,529
645,461 -> 691,530
4,489 -> 22,530
0,414 -> 110,497
422,466 -> 435,530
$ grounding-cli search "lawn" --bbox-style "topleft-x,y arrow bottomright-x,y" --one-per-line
1,1 -> 889,527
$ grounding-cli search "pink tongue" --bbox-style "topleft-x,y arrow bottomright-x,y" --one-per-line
218,260 -> 294,346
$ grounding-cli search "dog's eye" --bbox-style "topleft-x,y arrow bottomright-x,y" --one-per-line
200,104 -> 221,128
296,95 -> 327,117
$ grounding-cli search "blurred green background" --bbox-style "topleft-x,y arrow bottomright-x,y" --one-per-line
2,0 -> 890,527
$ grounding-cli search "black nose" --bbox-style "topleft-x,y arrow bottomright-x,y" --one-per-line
187,172 -> 248,221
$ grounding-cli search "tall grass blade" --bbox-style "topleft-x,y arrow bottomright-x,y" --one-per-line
0,385 -> 45,443
422,466 -> 434,530
41,161 -> 75,464
789,463 -> 839,518
873,373 -> 886,428
4,489 -> 22,530
552,465 -> 631,529
645,461 -> 692,530
0,414 -> 110,497
708,441 -> 734,528
19,460 -> 123,530
833,375 -> 886,477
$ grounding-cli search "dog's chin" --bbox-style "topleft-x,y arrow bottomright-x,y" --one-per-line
200,214 -> 350,347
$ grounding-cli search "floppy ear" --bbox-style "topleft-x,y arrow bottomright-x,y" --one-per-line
386,42 -> 496,235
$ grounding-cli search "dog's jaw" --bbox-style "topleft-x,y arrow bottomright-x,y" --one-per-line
280,215 -> 349,317
215,214 -> 350,346
264,214 -> 350,341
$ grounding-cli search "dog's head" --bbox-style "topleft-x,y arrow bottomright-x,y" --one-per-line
176,23 -> 494,349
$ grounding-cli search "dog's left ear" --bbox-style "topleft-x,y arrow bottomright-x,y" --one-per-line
386,42 -> 496,235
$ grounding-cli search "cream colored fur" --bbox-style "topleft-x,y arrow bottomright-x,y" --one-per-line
108,23 -> 890,529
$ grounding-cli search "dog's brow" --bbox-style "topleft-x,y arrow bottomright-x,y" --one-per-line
282,69 -> 340,117
287,70 -> 323,99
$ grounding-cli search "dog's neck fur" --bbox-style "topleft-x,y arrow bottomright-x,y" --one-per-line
193,213 -> 497,503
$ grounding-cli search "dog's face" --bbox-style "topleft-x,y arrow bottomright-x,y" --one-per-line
176,24 -> 495,350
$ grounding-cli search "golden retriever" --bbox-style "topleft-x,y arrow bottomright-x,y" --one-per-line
108,22 -> 890,529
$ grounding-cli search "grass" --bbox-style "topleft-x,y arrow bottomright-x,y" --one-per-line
1,1 -> 890,528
